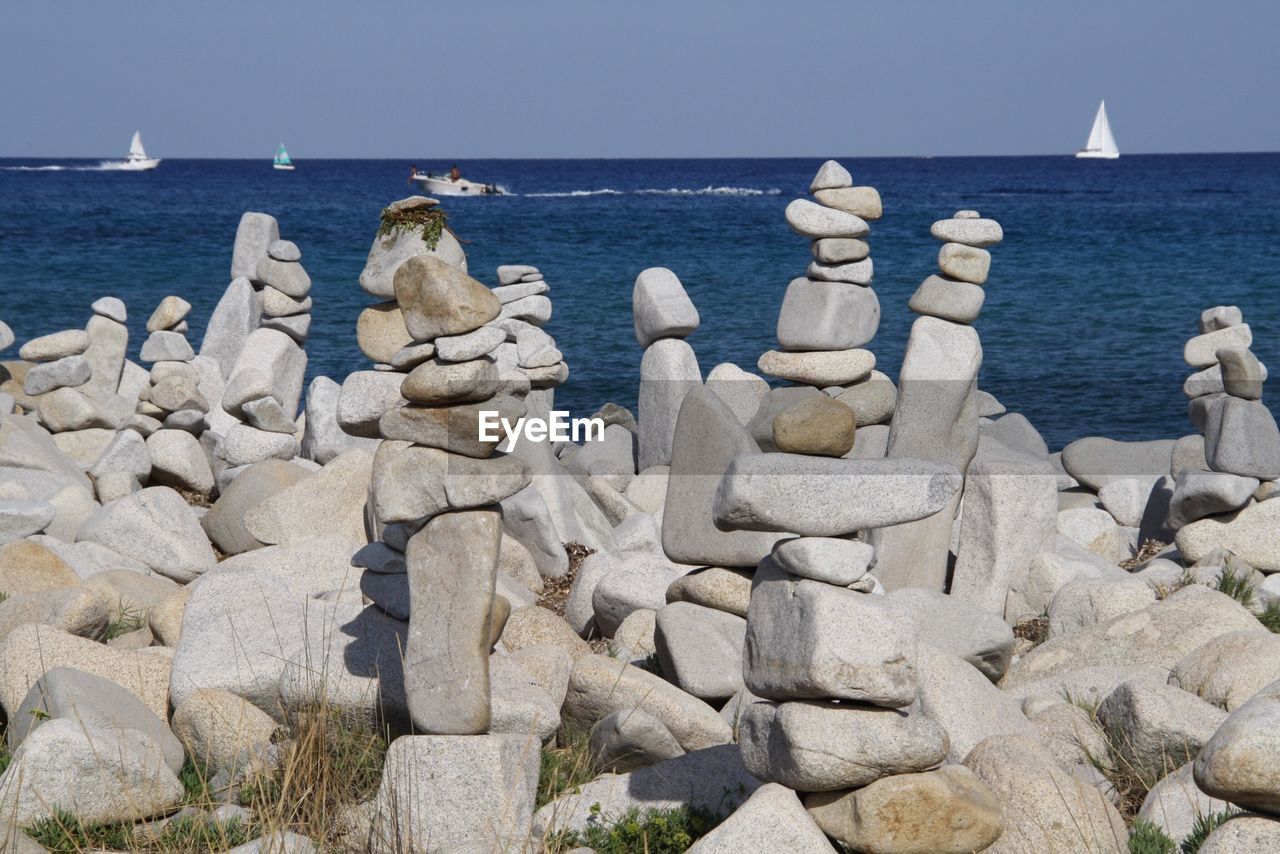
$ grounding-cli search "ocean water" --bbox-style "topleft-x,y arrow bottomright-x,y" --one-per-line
1,154 -> 1278,450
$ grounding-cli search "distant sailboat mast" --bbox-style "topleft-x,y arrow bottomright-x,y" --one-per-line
273,142 -> 295,171
1076,101 -> 1120,159
128,131 -> 148,162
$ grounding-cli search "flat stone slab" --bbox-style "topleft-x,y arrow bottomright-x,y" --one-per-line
713,453 -> 963,536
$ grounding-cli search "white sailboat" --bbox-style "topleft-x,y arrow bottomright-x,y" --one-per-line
1076,101 -> 1119,159
110,131 -> 161,171
273,143 -> 295,171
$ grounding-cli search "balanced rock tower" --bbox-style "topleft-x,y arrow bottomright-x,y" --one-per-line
761,160 -> 884,405
871,210 -> 1005,591
343,197 -> 533,735
1174,306 -> 1280,562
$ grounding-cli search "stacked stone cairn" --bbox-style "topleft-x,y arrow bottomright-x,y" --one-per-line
1171,306 -> 1280,554
340,195 -> 544,849
636,267 -> 703,470
757,160 -> 893,454
208,214 -> 311,474
872,209 -> 1008,591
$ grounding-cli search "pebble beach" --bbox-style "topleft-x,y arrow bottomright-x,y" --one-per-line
0,156 -> 1279,852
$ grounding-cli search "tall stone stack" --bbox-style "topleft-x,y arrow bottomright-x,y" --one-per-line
254,239 -> 314,346
341,198 -> 534,735
489,263 -> 568,422
759,161 -> 884,410
202,214 -> 314,470
871,211 -> 1004,591
22,328 -> 102,435
1171,307 -> 1279,549
136,297 -> 206,431
636,267 -> 702,470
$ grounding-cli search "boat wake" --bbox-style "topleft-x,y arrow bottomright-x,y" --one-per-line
2,163 -> 141,172
520,186 -> 780,198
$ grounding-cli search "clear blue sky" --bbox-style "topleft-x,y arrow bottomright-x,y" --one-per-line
3,0 -> 1276,158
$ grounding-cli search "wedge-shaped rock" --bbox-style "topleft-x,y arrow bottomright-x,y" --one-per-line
714,453 -> 962,536
371,441 -> 530,524
394,254 -> 500,341
739,697 -> 948,792
662,387 -> 788,567
745,558 -> 917,707
1097,680 -> 1227,776
77,486 -> 215,583
889,588 -> 1016,682
562,653 -> 731,752
0,718 -> 182,826
654,602 -> 746,701
221,328 -> 307,418
692,782 -> 836,853
244,447 -> 373,546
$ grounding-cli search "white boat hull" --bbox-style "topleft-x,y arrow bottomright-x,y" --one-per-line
1075,150 -> 1119,160
273,163 -> 295,171
412,173 -> 502,196
111,158 -> 161,171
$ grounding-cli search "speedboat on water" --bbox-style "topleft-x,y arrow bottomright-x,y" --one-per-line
109,131 -> 161,171
273,143 -> 295,171
1076,100 -> 1120,159
411,167 -> 503,196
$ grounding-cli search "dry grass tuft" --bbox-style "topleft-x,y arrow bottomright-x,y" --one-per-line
1120,539 -> 1167,571
538,542 -> 594,618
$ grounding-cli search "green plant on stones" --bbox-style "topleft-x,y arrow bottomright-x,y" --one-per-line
1180,806 -> 1242,854
566,803 -> 721,853
1257,599 -> 1280,633
1212,566 -> 1255,607
24,808 -> 129,852
537,726 -> 596,810
1128,819 -> 1176,854
377,203 -> 448,250
103,600 -> 149,641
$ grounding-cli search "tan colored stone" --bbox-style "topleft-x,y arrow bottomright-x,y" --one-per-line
356,301 -> 414,364
0,624 -> 170,719
804,766 -> 1003,854
171,688 -> 279,775
771,395 -> 856,457
393,255 -> 500,341
148,587 -> 190,646
666,567 -> 753,618
0,540 -> 80,594
500,606 -> 591,660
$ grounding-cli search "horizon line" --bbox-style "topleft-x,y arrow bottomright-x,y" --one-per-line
3,150 -> 1278,162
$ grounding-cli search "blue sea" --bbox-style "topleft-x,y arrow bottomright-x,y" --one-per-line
2,155 -> 1278,450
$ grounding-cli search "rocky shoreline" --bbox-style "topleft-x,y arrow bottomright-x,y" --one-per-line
0,160 -> 1278,852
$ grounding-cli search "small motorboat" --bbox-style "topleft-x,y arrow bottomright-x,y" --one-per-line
109,131 -> 160,171
411,169 -> 503,196
273,143 -> 295,171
